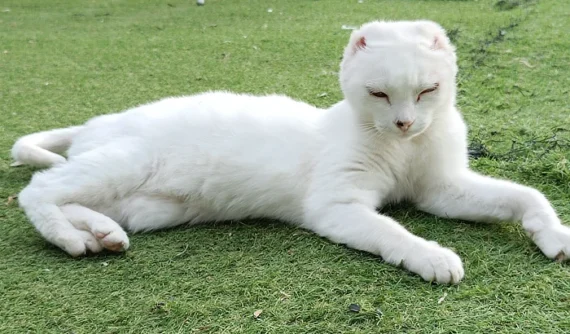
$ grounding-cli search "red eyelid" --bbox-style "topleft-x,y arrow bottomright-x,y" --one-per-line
417,84 -> 439,102
420,84 -> 439,95
420,87 -> 437,95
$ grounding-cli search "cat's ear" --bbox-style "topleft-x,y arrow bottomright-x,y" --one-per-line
345,32 -> 367,56
431,36 -> 447,51
416,20 -> 454,52
353,36 -> 367,53
416,20 -> 457,75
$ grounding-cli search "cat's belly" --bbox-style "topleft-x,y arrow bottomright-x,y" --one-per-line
94,184 -> 306,233
85,152 -> 311,232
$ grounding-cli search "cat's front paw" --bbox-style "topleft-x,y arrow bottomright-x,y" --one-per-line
404,241 -> 464,284
532,225 -> 570,261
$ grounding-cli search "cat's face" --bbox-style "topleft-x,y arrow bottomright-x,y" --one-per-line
340,21 -> 458,139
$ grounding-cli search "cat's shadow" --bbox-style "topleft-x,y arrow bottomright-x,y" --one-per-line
140,202 -> 535,262
28,201 -> 547,289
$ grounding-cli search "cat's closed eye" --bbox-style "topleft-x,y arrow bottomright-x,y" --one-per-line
369,91 -> 388,98
416,84 -> 439,102
369,90 -> 390,104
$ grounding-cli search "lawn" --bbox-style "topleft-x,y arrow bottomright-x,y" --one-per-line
1,0 -> 569,333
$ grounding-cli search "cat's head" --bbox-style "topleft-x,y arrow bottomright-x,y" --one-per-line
339,20 -> 457,138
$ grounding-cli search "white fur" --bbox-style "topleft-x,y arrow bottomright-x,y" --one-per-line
13,20 -> 569,284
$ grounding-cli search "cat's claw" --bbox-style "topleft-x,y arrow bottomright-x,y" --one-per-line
532,225 -> 570,262
405,241 -> 464,284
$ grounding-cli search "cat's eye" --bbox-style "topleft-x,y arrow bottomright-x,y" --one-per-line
369,90 -> 391,104
420,87 -> 438,95
369,91 -> 389,100
416,84 -> 439,102
370,91 -> 388,98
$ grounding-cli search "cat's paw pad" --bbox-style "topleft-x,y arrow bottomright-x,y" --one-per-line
533,225 -> 570,262
406,242 -> 464,284
94,228 -> 129,252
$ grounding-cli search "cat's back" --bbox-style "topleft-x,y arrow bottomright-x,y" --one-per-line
69,92 -> 324,156
142,92 -> 324,157
85,92 -> 322,134
167,91 -> 323,132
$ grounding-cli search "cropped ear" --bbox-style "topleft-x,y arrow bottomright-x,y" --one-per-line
431,35 -> 446,50
353,36 -> 367,53
415,20 -> 454,52
344,31 -> 368,58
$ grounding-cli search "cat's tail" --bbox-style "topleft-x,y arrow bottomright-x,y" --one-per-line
11,126 -> 84,168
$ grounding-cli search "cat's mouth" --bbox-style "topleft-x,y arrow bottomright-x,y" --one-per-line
374,124 -> 420,139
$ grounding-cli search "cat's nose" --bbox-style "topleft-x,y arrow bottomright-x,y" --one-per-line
395,120 -> 414,132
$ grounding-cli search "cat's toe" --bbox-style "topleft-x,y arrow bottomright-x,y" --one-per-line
533,225 -> 570,261
59,236 -> 87,257
95,228 -> 130,252
56,229 -> 103,256
78,230 -> 104,253
407,242 -> 464,284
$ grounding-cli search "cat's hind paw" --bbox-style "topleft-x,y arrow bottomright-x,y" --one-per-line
94,228 -> 130,252
55,229 -> 104,256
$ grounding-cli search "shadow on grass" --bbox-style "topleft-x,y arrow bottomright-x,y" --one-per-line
23,193 -> 536,263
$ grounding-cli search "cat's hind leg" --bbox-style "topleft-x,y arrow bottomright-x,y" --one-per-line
17,192 -> 105,256
18,141 -> 143,256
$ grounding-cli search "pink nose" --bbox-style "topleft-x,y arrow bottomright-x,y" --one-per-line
395,120 -> 414,132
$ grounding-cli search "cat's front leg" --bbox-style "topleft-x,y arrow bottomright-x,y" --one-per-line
303,202 -> 464,283
416,170 -> 570,261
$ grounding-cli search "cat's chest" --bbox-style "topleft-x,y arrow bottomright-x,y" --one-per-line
350,141 -> 417,191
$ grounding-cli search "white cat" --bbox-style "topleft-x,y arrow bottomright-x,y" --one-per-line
12,20 -> 570,284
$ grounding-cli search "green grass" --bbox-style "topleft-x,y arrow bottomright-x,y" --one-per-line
1,0 -> 569,332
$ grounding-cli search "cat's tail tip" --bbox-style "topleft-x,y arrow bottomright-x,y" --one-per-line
11,126 -> 84,168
